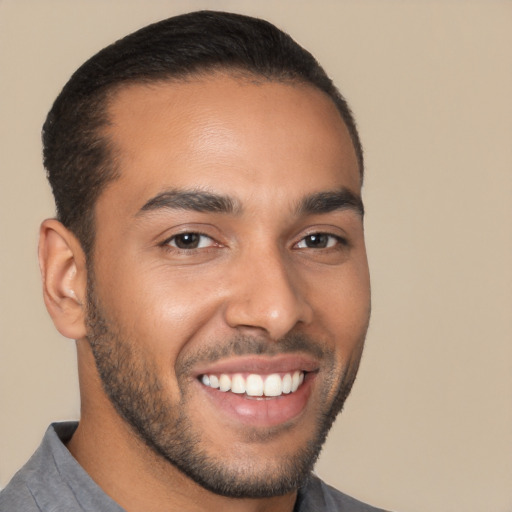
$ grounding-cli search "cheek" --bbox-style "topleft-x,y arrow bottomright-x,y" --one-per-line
310,261 -> 371,348
94,257 -> 225,354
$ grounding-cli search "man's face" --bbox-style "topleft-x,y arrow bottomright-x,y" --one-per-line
86,74 -> 371,497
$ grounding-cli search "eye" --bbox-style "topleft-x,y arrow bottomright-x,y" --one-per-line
166,232 -> 216,250
295,233 -> 344,249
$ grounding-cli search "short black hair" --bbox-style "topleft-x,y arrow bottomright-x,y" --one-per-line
43,10 -> 363,256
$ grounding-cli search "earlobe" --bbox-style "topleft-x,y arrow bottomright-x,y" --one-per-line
39,219 -> 88,340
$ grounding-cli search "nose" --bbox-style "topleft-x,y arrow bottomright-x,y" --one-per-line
223,247 -> 313,340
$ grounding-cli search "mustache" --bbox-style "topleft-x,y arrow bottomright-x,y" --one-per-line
177,332 -> 328,376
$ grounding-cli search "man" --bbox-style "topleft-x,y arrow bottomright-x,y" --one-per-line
0,10 -> 386,512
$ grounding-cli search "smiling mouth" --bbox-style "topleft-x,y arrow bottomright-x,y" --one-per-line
199,371 -> 306,398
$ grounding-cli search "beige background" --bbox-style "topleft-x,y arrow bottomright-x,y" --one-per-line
1,1 -> 511,511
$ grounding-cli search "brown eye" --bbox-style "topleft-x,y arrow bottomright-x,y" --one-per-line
297,233 -> 341,249
167,233 -> 214,249
305,234 -> 328,248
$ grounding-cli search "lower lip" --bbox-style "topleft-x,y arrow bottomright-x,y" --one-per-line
198,375 -> 314,428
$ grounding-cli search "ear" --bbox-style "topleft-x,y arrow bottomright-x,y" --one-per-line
39,219 -> 88,340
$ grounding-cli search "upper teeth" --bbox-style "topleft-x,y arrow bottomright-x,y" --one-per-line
201,371 -> 305,397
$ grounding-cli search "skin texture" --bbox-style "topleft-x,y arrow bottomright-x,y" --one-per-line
39,74 -> 371,512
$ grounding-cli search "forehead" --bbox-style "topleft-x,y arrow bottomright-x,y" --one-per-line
100,74 -> 360,214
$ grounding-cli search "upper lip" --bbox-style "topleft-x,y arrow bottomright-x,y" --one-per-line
192,353 -> 320,377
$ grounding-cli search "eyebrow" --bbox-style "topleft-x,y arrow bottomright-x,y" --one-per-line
296,188 -> 364,217
137,187 -> 363,218
138,189 -> 240,216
